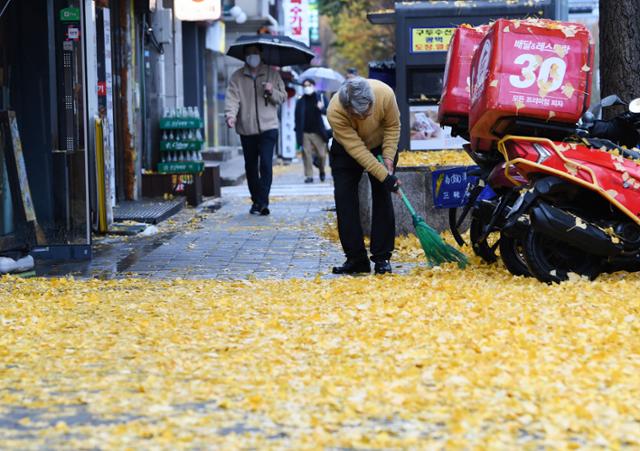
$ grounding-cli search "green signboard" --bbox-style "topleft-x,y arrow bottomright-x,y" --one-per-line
60,7 -> 81,23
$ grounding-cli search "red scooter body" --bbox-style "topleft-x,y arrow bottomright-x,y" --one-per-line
488,162 -> 527,189
499,136 -> 640,224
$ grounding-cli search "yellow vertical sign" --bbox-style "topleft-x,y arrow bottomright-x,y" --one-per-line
411,27 -> 455,53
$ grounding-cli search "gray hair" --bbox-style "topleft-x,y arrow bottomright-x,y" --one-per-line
338,77 -> 374,115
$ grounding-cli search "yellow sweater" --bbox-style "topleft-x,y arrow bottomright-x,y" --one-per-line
327,79 -> 401,182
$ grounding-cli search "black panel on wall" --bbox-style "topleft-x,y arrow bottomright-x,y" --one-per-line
8,0 -> 55,226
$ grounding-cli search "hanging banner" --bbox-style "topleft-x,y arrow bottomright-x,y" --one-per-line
174,0 -> 221,22
308,0 -> 320,44
283,0 -> 310,47
205,21 -> 225,53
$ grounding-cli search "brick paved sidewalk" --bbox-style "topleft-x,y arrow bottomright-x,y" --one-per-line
37,161 -> 345,279
37,161 -> 419,279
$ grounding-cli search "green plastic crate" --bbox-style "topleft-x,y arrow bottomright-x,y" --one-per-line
160,140 -> 203,151
159,117 -> 204,130
157,161 -> 204,174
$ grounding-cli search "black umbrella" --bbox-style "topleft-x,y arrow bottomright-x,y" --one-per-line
227,34 -> 315,67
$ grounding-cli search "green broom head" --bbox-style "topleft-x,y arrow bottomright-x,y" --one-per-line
412,214 -> 468,268
375,155 -> 467,268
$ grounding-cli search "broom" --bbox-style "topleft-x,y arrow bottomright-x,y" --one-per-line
378,156 -> 468,268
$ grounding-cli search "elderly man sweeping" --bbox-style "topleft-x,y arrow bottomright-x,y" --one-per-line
327,77 -> 401,275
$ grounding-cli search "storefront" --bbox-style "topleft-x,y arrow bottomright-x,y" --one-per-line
0,0 -> 92,260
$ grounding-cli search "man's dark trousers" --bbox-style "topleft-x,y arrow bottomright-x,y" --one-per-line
240,129 -> 278,208
329,140 -> 395,263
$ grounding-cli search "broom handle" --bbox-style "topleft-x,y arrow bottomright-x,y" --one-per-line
398,188 -> 418,217
376,155 -> 418,217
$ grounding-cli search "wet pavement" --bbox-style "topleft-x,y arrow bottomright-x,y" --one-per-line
36,162 -> 349,280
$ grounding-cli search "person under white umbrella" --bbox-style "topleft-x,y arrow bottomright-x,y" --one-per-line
298,67 -> 345,93
295,78 -> 330,183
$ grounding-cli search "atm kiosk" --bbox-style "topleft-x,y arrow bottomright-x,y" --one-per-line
368,0 -> 567,152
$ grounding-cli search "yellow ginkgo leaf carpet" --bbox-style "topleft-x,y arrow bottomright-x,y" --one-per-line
2,265 -> 640,449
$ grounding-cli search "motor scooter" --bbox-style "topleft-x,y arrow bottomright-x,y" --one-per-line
447,110 -> 581,276
498,97 -> 640,282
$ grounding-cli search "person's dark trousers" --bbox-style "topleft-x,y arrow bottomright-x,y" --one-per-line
240,129 -> 278,208
330,140 -> 396,263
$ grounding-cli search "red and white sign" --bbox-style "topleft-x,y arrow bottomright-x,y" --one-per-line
283,0 -> 310,46
97,81 -> 107,97
469,19 -> 594,141
174,0 -> 221,22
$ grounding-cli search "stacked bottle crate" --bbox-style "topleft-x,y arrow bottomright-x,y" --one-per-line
158,107 -> 205,174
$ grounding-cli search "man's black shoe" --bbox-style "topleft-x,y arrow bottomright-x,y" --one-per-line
250,204 -> 260,215
304,177 -> 313,183
332,259 -> 371,275
260,206 -> 270,216
374,260 -> 392,275
319,171 -> 326,182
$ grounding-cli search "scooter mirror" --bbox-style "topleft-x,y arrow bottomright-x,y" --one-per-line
629,98 -> 640,114
600,95 -> 625,108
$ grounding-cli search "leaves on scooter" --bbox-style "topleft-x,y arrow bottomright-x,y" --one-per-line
581,64 -> 591,72
560,25 -> 578,38
564,162 -> 579,177
606,189 -> 619,199
553,44 -> 569,58
565,211 -> 588,232
574,217 -> 588,230
562,83 -> 575,99
548,111 -> 557,121
538,79 -> 553,98
550,63 -> 564,79
514,100 -> 525,112
603,227 -> 622,244
489,79 -> 499,88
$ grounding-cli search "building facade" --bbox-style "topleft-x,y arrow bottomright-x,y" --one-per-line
0,0 -> 297,261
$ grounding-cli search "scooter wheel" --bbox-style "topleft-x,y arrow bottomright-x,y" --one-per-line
499,233 -> 530,277
523,228 -> 601,283
469,216 -> 499,263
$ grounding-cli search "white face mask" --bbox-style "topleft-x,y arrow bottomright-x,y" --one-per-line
303,86 -> 315,95
246,54 -> 261,68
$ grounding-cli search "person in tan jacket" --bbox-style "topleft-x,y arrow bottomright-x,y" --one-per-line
327,77 -> 401,275
225,44 -> 287,216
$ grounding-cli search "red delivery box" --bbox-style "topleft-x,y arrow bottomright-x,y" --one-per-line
438,24 -> 489,127
469,18 -> 594,140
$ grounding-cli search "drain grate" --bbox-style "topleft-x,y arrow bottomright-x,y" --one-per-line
113,199 -> 184,224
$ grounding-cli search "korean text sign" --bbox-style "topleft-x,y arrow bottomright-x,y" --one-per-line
284,0 -> 310,46
411,28 -> 455,53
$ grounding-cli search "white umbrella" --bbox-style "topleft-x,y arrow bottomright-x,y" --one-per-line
299,67 -> 345,92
